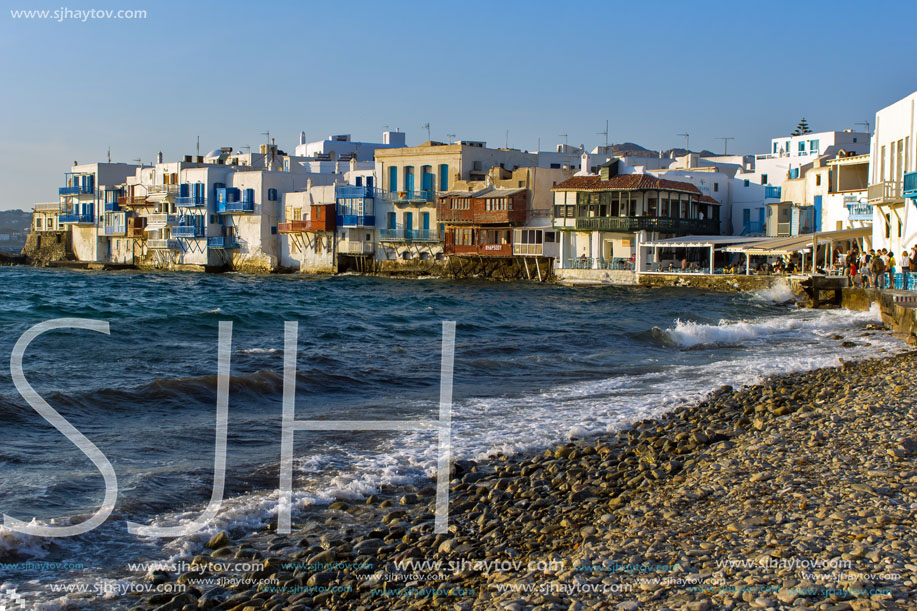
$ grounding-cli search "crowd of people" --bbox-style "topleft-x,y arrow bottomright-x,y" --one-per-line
843,245 -> 917,290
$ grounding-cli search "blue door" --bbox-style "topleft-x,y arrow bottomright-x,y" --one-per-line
439,164 -> 449,191
421,166 -> 434,198
367,176 -> 373,190
404,167 -> 414,193
813,195 -> 823,231
422,212 -> 430,239
389,166 -> 398,193
388,212 -> 396,230
404,211 -> 413,239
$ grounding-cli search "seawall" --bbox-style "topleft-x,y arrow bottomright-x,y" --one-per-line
842,287 -> 917,343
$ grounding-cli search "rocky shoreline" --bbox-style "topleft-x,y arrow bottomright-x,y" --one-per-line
127,349 -> 917,611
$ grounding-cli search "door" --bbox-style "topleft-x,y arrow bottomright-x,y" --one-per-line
389,166 -> 398,193
404,167 -> 414,193
404,211 -> 413,239
422,212 -> 430,239
421,166 -> 434,198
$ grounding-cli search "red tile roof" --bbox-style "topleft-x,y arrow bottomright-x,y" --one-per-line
552,174 -> 702,195
699,195 -> 721,205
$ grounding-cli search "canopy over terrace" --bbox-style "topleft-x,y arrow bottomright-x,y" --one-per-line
724,226 -> 872,273
638,235 -> 768,274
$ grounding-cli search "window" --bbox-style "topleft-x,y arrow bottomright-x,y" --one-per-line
550,163 -> 561,169
773,142 -> 778,154
809,139 -> 819,151
744,179 -> 750,187
798,141 -> 806,153
761,174 -> 768,184
389,166 -> 398,192
439,164 -> 449,191
271,226 -> 277,235
815,175 -> 821,186
713,183 -> 719,192
267,188 -> 278,201
853,137 -> 858,143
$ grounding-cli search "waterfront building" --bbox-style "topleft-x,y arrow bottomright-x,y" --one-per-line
736,129 -> 870,193
293,130 -> 407,160
551,158 -> 719,271
278,183 -> 338,273
867,91 -> 917,254
31,202 -> 61,233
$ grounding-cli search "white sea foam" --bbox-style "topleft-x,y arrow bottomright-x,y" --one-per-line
752,279 -> 797,305
663,306 -> 882,348
236,347 -> 281,354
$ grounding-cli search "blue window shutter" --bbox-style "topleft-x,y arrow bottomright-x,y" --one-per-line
180,183 -> 190,197
439,164 -> 449,191
389,166 -> 398,192
271,226 -> 277,235
210,214 -> 215,223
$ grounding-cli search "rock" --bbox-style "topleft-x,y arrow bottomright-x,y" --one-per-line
206,531 -> 230,549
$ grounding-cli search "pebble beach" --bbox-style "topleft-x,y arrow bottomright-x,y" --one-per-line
128,341 -> 917,611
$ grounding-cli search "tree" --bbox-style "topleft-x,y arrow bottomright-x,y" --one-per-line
791,118 -> 812,136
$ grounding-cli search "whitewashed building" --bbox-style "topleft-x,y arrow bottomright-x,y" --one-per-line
867,91 -> 917,255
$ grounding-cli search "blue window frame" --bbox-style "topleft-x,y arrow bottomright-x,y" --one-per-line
268,188 -> 278,201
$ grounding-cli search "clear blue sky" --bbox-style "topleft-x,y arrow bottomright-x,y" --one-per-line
1,0 -> 916,210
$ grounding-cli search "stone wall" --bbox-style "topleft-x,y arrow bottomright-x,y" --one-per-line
22,231 -> 73,265
638,273 -> 779,292
841,288 -> 917,341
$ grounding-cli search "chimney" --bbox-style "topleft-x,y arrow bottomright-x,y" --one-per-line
157,151 -> 164,163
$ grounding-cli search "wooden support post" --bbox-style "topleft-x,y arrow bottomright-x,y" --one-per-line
535,257 -> 542,282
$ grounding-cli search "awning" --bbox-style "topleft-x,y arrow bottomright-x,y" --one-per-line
724,227 -> 871,255
146,193 -> 174,203
144,222 -> 166,232
641,235 -> 769,249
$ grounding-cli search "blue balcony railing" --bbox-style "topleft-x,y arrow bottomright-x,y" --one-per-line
379,228 -> 440,242
846,202 -> 873,220
765,186 -> 782,199
335,185 -> 375,199
904,171 -> 917,198
59,213 -> 94,224
176,196 -> 207,207
104,201 -> 120,212
59,185 -> 94,196
102,225 -> 125,235
207,236 -> 239,249
391,189 -> 434,203
215,201 -> 254,214
336,214 -> 375,227
172,225 -> 205,238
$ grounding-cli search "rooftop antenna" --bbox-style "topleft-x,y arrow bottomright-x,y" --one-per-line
505,129 -> 510,149
241,145 -> 251,154
107,147 -> 111,163
261,130 -> 271,148
677,133 -> 689,152
717,137 -> 735,155
597,120 -> 609,149
446,133 -> 456,143
133,157 -> 142,168
196,135 -> 200,158
855,120 -> 870,134
559,133 -> 568,148
422,123 -> 431,142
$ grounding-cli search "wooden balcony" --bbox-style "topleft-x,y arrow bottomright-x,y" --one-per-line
446,243 -> 513,257
867,181 -> 903,205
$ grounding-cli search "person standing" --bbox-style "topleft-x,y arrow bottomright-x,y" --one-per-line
870,252 -> 886,289
901,250 -> 911,290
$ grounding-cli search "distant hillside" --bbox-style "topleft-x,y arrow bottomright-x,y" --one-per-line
0,209 -> 30,233
606,143 -> 717,158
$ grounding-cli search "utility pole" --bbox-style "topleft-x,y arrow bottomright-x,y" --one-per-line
677,133 -> 689,152
597,120 -> 609,150
718,137 -> 735,155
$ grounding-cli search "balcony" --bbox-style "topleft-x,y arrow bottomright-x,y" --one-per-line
336,214 -> 375,227
103,225 -> 126,236
104,201 -> 121,212
447,243 -> 513,257
148,239 -> 179,249
207,236 -> 239,249
120,195 -> 150,207
867,181 -> 903,205
147,213 -> 181,225
216,201 -> 255,214
59,213 -> 94,224
904,171 -> 917,199
335,185 -> 375,199
379,228 -> 440,242
846,202 -> 873,221
172,225 -> 205,238
392,189 -> 434,204
339,241 -> 374,254
127,226 -> 146,238
764,186 -> 782,199
513,243 -> 544,256
59,185 -> 94,196
571,216 -> 720,235
176,196 -> 207,207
